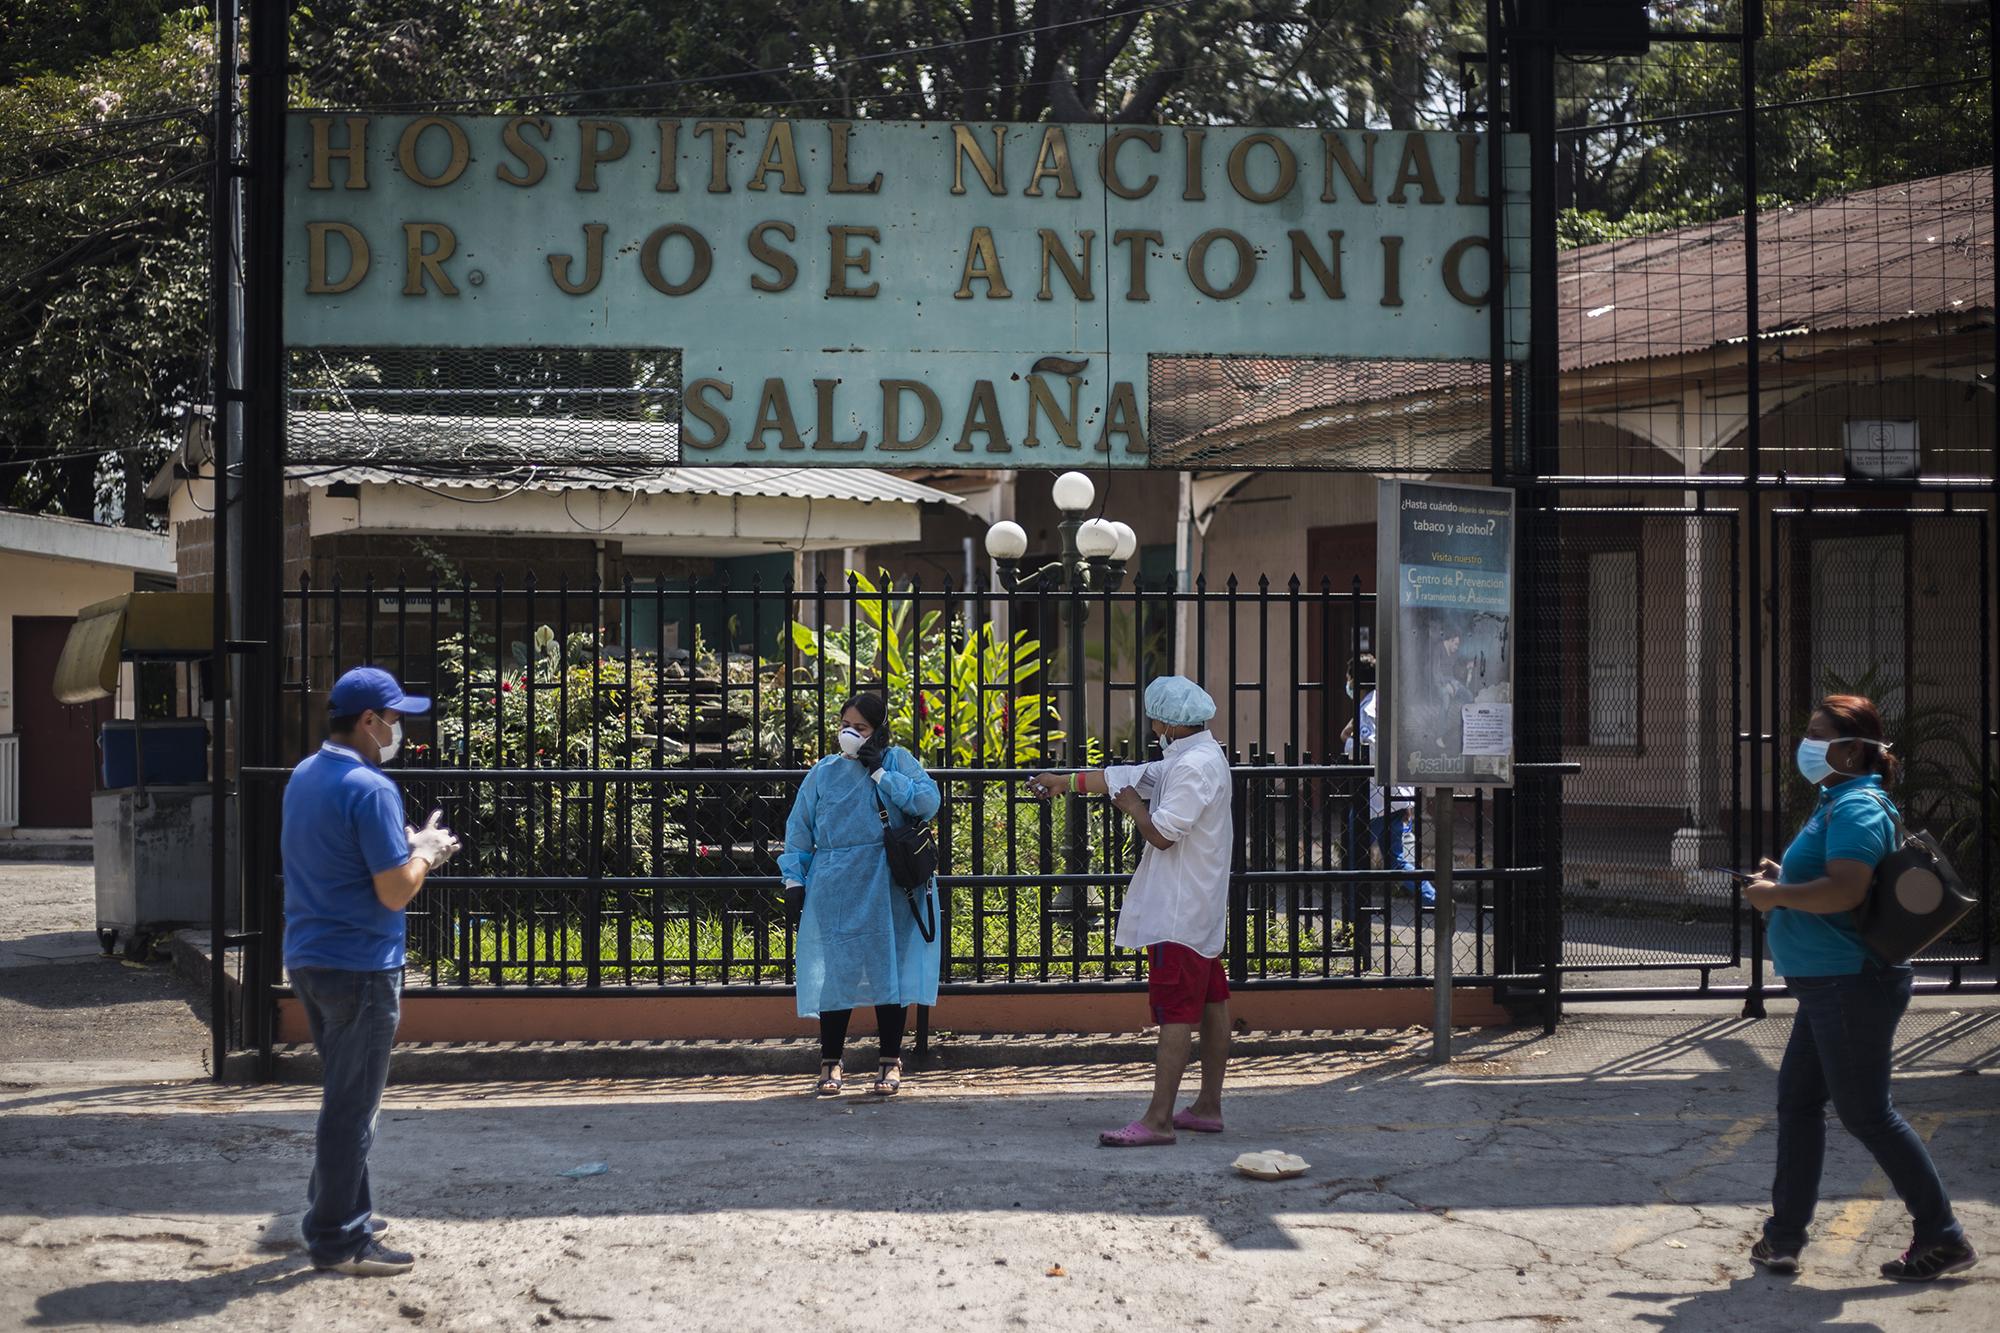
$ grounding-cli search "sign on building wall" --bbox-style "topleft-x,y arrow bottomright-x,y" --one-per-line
1375,479 -> 1515,789
285,115 -> 1527,467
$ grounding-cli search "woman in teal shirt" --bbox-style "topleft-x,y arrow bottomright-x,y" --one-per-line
1743,694 -> 1975,1282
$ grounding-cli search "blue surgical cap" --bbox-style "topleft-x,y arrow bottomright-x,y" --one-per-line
1144,675 -> 1217,728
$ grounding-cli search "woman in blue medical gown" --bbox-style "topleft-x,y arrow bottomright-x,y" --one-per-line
780,692 -> 941,1097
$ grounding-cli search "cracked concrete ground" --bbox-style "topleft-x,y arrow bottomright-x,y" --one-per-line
2,866 -> 1996,1331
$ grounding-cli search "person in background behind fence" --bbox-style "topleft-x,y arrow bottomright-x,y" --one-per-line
782,691 -> 942,1099
282,666 -> 460,1276
1743,693 -> 1977,1282
1341,653 -> 1436,909
1031,675 -> 1234,1147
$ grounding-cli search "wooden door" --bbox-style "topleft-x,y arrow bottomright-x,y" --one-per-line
14,617 -> 109,828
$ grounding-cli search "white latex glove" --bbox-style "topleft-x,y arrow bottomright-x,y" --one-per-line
405,809 -> 462,869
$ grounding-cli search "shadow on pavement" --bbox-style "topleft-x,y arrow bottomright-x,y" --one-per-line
24,1259 -> 320,1328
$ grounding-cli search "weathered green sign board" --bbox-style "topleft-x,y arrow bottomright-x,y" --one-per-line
286,115 -> 1527,466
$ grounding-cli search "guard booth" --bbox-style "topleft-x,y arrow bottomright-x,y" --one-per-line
53,591 -> 234,958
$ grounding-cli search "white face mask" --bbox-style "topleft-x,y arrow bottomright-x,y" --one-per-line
837,726 -> 866,757
374,717 -> 403,764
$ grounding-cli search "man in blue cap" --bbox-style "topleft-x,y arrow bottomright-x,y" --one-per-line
283,666 -> 459,1275
1031,674 -> 1234,1146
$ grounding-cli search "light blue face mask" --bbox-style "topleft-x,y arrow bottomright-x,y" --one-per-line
1796,735 -> 1888,784
1345,681 -> 1356,700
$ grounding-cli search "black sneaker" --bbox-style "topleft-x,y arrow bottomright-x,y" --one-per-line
367,1216 -> 389,1238
315,1240 -> 415,1276
1881,1240 -> 1977,1282
1750,1238 -> 1800,1274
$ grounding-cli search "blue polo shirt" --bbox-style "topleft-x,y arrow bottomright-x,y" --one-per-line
281,742 -> 412,972
1769,774 -> 1896,977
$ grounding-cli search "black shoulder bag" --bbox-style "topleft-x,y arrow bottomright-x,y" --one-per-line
870,767 -> 938,943
1855,788 -> 1975,965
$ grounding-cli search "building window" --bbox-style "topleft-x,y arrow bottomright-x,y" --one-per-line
1807,533 -> 1905,702
1586,550 -> 1639,747
1561,520 -> 1643,751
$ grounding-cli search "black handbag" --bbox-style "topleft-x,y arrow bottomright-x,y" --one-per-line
1855,788 -> 1975,965
870,773 -> 938,943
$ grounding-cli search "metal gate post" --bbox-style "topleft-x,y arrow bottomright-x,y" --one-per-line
242,0 -> 290,1077
1739,0 -> 1768,1022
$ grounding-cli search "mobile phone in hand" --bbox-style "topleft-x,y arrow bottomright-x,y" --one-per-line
1703,866 -> 1752,884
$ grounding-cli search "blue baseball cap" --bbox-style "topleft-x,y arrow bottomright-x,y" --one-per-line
328,666 -> 431,717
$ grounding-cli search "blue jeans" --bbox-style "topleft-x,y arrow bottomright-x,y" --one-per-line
1765,963 -> 1965,1252
291,966 -> 401,1265
1349,809 -> 1436,905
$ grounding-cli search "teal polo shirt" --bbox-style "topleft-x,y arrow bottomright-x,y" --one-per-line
1768,774 -> 1896,978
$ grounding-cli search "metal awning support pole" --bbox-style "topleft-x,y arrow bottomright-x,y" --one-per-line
1431,785 -> 1455,1064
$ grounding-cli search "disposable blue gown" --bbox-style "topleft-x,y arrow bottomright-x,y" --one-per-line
780,747 -> 942,1017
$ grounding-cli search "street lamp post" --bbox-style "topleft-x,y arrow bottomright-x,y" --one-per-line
982,472 -> 1139,921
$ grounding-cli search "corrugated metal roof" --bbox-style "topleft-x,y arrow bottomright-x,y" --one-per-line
290,460 -> 960,506
284,410 -> 957,505
1560,167 -> 1992,371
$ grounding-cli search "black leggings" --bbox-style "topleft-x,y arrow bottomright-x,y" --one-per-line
819,1005 -> 907,1062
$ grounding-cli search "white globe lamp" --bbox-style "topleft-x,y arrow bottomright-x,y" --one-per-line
1108,520 -> 1139,563
1076,518 -> 1119,559
1051,470 -> 1095,514
983,520 -> 1029,562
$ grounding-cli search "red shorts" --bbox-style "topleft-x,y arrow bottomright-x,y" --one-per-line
1146,943 -> 1230,1026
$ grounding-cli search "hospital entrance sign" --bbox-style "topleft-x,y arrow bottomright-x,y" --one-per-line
286,115 -> 1527,466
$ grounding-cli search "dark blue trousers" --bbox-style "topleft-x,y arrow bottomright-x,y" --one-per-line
1765,962 -> 1965,1252
292,966 -> 401,1265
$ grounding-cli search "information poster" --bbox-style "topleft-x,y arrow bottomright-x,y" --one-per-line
1375,480 -> 1515,789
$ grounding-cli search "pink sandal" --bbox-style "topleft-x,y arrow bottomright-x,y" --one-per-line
1098,1121 -> 1177,1147
1173,1109 -> 1224,1134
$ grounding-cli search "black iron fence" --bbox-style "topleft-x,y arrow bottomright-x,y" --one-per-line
226,575 -> 1557,1020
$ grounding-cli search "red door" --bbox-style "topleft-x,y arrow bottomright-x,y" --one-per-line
1305,525 -> 1378,764
14,617 -> 109,828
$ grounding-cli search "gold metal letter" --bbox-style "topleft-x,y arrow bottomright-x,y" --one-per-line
577,119 -> 631,192
1186,228 -> 1255,300
684,378 -> 733,449
1024,125 -> 1081,198
879,380 -> 942,451
813,379 -> 868,451
397,117 -> 470,189
749,379 -> 804,451
1442,235 -> 1493,306
1101,128 -> 1160,199
308,116 -> 369,190
1287,230 -> 1344,300
306,222 -> 369,293
402,222 -> 458,296
498,117 -> 550,187
950,125 -> 1007,196
1113,229 -> 1163,302
749,221 -> 798,293
1320,131 -> 1377,204
954,227 -> 1012,300
1037,230 -> 1095,302
828,122 -> 883,193
1456,134 -> 1491,206
1182,129 -> 1206,201
692,120 -> 746,193
639,223 -> 714,296
1387,135 -> 1443,205
826,226 -> 880,298
954,380 -> 1009,453
548,223 -> 608,295
747,121 -> 806,194
1226,133 -> 1297,204
1097,381 -> 1147,455
1024,376 -> 1083,449
656,119 -> 681,192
